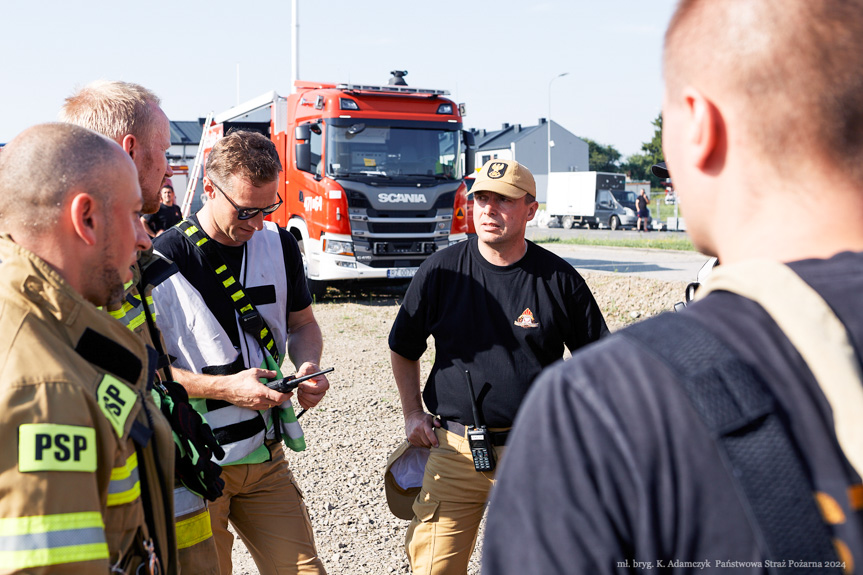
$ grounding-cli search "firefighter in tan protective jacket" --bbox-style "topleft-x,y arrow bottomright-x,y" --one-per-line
0,123 -> 177,574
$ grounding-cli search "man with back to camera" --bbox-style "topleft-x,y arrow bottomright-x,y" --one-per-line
151,130 -> 330,575
143,179 -> 184,237
387,158 -> 609,574
0,123 -> 176,573
483,0 -> 863,572
61,80 -> 226,575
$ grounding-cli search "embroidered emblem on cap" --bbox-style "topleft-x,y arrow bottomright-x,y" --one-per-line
514,308 -> 539,328
488,162 -> 508,179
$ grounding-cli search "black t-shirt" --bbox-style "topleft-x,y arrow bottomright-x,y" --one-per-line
153,214 -> 311,351
484,251 -> 863,573
145,203 -> 183,234
389,237 -> 608,428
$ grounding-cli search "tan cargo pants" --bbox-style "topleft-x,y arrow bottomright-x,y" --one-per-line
406,426 -> 507,575
209,442 -> 326,575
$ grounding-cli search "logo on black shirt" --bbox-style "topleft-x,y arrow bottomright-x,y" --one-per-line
514,308 -> 539,328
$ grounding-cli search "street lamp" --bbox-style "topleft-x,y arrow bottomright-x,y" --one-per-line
548,72 -> 569,186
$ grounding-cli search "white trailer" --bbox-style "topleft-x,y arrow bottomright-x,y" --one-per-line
546,172 -> 637,230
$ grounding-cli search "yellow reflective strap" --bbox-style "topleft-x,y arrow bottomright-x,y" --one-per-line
184,225 -> 199,236
0,512 -> 108,569
223,276 -> 236,288
107,452 -> 141,506
260,328 -> 269,339
196,237 -> 208,247
123,280 -> 134,290
231,290 -> 244,302
175,509 -> 213,549
126,311 -> 146,331
266,340 -> 274,350
240,304 -> 253,313
0,512 -> 104,536
215,265 -> 227,275
108,308 -> 125,320
0,543 -> 109,570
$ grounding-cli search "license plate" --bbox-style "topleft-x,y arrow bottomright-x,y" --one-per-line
387,268 -> 418,278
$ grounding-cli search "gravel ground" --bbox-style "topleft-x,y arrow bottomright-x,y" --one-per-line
228,271 -> 688,574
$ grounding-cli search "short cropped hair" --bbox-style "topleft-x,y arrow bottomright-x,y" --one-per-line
59,80 -> 162,143
206,130 -> 283,188
665,0 -> 863,179
0,123 -> 121,233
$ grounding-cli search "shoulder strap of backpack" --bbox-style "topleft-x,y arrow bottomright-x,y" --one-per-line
175,219 -> 280,365
623,313 -> 840,571
696,259 -> 863,477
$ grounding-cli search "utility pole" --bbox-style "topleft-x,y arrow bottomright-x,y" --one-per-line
547,72 -> 569,189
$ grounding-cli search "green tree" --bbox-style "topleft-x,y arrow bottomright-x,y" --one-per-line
582,138 -> 623,172
622,113 -> 664,186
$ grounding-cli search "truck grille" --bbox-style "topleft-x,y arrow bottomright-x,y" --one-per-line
370,221 -> 436,234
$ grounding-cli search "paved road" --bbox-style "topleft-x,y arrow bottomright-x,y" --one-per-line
525,226 -> 710,283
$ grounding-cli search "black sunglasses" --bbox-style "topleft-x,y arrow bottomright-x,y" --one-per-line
210,178 -> 283,220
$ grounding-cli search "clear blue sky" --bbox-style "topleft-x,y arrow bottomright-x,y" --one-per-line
1,0 -> 677,157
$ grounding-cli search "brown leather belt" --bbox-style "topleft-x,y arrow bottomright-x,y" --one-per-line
439,419 -> 510,446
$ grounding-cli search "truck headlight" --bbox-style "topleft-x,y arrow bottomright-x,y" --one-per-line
323,239 -> 354,256
625,207 -> 635,216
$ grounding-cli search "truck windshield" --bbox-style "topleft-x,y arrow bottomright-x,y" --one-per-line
612,190 -> 636,205
327,126 -> 460,180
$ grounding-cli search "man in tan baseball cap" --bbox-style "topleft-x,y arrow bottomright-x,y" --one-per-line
467,159 -> 538,265
387,158 -> 608,572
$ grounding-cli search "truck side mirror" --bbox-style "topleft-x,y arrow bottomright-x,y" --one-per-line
295,124 -> 312,173
296,142 -> 311,173
463,130 -> 476,174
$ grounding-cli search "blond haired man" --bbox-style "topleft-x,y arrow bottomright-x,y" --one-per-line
61,80 -> 224,575
485,0 -> 863,571
0,123 -> 174,573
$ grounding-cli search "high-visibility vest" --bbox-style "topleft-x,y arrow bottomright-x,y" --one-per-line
152,221 -> 305,465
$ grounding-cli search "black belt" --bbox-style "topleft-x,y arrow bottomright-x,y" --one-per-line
439,420 -> 510,446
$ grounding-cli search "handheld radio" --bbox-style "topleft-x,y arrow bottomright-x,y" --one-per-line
464,370 -> 496,472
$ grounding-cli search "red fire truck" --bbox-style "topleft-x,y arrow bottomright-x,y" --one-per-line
195,76 -> 476,297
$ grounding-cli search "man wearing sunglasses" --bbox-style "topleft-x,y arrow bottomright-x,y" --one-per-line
151,130 -> 329,575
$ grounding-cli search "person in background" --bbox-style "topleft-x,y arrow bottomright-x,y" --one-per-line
143,179 -> 184,237
636,187 -> 650,231
483,0 -> 863,572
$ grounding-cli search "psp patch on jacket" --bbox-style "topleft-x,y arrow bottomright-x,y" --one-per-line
18,423 -> 97,472
97,374 -> 138,439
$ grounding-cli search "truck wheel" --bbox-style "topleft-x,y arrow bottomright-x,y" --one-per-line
609,216 -> 620,231
561,216 -> 574,230
307,278 -> 327,301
